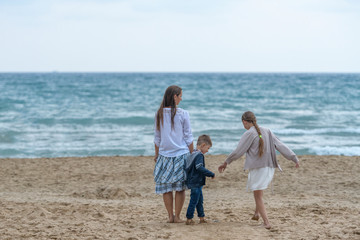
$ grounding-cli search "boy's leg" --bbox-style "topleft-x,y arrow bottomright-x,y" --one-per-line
196,187 -> 205,219
186,188 -> 201,220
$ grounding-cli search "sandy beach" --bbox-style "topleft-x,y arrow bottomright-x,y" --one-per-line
0,155 -> 359,239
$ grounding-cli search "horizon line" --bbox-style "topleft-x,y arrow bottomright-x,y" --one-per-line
1,71 -> 360,74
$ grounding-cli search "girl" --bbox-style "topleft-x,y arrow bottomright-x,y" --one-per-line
153,85 -> 194,223
218,111 -> 299,229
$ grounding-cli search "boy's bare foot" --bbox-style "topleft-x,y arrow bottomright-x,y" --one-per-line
174,216 -> 184,223
186,219 -> 195,225
251,214 -> 259,221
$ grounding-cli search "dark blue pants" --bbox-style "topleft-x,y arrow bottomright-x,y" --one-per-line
186,187 -> 205,219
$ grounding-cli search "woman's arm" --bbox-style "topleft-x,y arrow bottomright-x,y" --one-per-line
154,144 -> 159,162
188,142 -> 194,154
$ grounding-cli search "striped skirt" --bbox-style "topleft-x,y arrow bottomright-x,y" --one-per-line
153,153 -> 189,194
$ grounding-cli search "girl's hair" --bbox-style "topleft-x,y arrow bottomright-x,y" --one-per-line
156,85 -> 182,131
242,111 -> 264,157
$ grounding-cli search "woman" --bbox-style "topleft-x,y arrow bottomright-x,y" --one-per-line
218,111 -> 299,229
153,85 -> 194,223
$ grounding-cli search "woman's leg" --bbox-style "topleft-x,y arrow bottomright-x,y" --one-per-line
174,190 -> 185,222
253,190 -> 271,228
163,192 -> 174,223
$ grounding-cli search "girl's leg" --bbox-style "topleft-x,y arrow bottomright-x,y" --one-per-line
163,192 -> 174,223
252,195 -> 260,220
253,190 -> 271,228
174,190 -> 185,223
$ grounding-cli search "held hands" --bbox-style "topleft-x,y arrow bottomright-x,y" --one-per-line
218,162 -> 227,173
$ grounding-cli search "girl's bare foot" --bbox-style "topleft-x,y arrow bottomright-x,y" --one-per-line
259,223 -> 271,229
251,214 -> 259,221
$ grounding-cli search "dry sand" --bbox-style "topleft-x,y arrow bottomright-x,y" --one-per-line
0,155 -> 359,240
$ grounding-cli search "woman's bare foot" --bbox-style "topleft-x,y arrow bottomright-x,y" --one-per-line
167,214 -> 174,223
251,214 -> 259,221
174,216 -> 184,223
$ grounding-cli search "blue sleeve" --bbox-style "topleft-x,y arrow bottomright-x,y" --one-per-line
194,154 -> 215,178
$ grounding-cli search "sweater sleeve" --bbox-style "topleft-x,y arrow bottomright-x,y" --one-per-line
195,154 -> 215,177
182,110 -> 194,146
225,131 -> 254,165
271,131 -> 299,163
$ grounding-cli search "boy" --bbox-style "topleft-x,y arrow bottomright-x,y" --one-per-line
184,135 -> 215,225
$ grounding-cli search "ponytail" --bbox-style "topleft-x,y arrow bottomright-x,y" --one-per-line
242,111 -> 264,157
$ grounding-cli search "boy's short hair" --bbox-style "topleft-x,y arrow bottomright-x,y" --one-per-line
197,134 -> 212,147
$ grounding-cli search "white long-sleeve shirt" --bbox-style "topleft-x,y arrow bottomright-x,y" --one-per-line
154,108 -> 193,157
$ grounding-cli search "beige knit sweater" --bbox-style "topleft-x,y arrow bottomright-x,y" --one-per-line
225,126 -> 299,170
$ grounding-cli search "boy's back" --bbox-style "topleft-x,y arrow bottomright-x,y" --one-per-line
185,150 -> 214,189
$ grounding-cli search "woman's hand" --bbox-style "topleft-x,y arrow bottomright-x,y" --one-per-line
218,162 -> 227,173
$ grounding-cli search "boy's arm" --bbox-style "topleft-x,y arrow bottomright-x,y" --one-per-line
195,155 -> 215,178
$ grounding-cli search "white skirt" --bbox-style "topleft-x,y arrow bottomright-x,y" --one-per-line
246,167 -> 275,192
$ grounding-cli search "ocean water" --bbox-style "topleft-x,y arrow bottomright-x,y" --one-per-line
0,72 -> 359,158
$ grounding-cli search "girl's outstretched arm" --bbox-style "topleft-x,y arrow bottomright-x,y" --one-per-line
218,162 -> 227,173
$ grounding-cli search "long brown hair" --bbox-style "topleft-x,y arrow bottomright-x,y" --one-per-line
156,85 -> 182,131
242,111 -> 264,157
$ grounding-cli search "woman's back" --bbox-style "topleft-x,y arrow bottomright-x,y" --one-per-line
154,108 -> 193,157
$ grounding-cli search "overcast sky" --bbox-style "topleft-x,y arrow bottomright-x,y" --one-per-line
0,0 -> 359,72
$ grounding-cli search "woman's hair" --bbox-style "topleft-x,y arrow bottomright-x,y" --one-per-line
197,134 -> 212,147
242,111 -> 264,157
156,85 -> 182,131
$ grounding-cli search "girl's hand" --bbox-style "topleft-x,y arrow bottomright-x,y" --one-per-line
218,162 -> 227,173
295,162 -> 300,168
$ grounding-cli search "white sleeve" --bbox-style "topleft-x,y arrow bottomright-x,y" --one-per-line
182,110 -> 193,146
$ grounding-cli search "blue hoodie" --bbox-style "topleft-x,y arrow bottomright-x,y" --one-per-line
184,150 -> 215,189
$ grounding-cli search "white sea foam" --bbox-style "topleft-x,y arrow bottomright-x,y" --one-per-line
309,146 -> 360,156
273,128 -> 360,135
